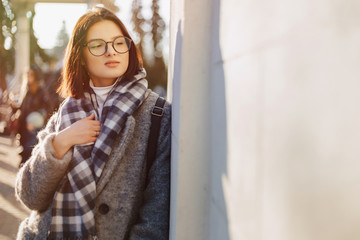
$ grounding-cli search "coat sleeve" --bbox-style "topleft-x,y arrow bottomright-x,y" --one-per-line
15,112 -> 73,212
129,102 -> 171,240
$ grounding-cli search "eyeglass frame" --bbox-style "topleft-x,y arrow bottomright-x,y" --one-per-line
83,36 -> 132,56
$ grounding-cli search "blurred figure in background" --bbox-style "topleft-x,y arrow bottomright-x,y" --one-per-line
15,64 -> 55,166
43,69 -> 64,113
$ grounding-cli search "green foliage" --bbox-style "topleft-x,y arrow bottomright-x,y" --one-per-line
0,0 -> 16,90
0,1 -> 54,90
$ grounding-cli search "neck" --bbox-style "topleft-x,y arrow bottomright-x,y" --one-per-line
91,78 -> 117,87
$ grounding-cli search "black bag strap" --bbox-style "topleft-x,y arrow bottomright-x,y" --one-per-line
146,96 -> 166,178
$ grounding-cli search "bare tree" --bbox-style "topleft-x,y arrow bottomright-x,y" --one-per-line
131,0 -> 168,90
29,9 -> 54,66
52,20 -> 70,59
88,0 -> 119,13
131,0 -> 145,54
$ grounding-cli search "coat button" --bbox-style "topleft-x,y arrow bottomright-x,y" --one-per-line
99,203 -> 110,214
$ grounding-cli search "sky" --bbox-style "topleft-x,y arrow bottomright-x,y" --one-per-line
33,3 -> 87,49
33,0 -> 170,51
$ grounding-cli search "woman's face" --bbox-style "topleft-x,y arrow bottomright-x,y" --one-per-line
83,20 -> 129,87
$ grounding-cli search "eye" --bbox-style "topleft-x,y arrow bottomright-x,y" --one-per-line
115,39 -> 125,45
88,40 -> 104,49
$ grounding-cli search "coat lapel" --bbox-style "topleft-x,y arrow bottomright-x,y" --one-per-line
96,116 -> 136,196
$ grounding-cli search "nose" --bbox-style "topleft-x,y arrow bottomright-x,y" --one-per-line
105,42 -> 117,56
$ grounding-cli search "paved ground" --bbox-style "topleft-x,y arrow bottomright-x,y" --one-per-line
0,135 -> 30,239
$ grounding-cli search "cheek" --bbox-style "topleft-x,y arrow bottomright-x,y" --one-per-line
83,49 -> 95,66
83,54 -> 100,72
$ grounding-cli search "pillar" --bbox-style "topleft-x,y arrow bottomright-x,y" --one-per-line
168,0 -> 213,238
12,2 -> 32,95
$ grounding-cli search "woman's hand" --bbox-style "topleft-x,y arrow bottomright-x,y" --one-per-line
52,113 -> 101,159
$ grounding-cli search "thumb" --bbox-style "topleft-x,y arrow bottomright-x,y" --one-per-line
85,113 -> 95,120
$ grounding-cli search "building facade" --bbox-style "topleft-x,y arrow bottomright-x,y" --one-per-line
168,0 -> 360,239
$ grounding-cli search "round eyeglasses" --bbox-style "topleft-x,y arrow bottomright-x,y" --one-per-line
84,36 -> 132,56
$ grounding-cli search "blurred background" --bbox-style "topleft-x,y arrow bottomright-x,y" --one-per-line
0,0 -> 169,136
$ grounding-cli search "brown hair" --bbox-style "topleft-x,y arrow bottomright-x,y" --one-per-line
57,7 -> 143,98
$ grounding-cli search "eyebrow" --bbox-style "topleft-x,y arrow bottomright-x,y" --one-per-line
87,35 -> 125,42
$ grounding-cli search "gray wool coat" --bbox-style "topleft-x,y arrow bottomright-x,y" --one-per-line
15,90 -> 171,240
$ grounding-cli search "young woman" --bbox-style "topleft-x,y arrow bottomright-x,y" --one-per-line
16,7 -> 171,240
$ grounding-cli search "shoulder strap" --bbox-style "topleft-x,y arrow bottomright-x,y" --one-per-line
146,96 -> 166,178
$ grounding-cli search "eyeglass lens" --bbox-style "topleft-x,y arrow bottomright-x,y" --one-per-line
87,37 -> 131,56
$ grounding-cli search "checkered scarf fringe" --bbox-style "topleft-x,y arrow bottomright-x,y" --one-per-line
48,70 -> 148,239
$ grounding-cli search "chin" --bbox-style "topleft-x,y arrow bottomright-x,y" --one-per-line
110,70 -> 126,78
102,73 -> 123,80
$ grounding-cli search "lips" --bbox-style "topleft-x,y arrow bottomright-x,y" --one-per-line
105,60 -> 120,67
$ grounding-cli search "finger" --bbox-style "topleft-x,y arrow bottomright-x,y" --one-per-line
88,136 -> 97,142
85,113 -> 95,120
90,129 -> 100,137
96,129 -> 101,136
93,120 -> 101,126
90,125 -> 101,133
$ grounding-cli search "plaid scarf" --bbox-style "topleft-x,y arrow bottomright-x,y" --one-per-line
49,70 -> 148,239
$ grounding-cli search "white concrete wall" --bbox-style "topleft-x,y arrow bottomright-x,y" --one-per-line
169,0 -> 360,239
